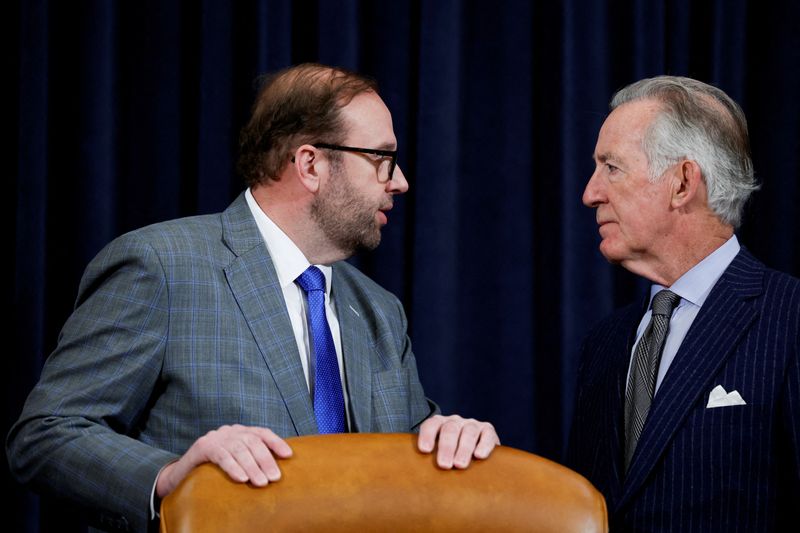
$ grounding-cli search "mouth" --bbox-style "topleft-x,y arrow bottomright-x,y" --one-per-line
596,220 -> 616,238
377,203 -> 393,225
596,218 -> 615,227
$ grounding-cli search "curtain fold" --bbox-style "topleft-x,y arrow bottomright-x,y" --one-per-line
10,1 -> 800,530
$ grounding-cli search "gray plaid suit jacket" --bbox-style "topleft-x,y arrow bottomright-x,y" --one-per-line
8,193 -> 435,532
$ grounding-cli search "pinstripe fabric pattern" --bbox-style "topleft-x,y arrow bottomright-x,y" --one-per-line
568,249 -> 800,532
7,193 -> 436,532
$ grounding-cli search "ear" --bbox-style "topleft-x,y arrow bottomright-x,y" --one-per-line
292,144 -> 324,193
670,160 -> 704,209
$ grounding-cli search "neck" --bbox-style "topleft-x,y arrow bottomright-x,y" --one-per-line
250,184 -> 348,265
625,217 -> 734,287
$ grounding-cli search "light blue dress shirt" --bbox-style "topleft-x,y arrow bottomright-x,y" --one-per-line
629,235 -> 741,394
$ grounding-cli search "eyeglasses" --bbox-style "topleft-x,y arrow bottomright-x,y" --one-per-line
313,143 -> 398,182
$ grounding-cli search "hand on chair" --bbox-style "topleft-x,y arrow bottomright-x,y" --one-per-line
417,415 -> 500,469
156,417 -> 500,498
156,424 -> 293,498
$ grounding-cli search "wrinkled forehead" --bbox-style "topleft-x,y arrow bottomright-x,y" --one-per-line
594,100 -> 662,156
605,99 -> 663,133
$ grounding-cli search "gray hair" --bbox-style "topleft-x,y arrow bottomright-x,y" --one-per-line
611,76 -> 758,228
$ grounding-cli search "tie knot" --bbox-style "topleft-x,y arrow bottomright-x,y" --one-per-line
296,266 -> 326,293
650,290 -> 680,318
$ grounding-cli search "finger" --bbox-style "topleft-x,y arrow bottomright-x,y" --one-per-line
243,428 -> 291,481
435,419 -> 463,469
242,432 -> 283,483
208,446 -> 252,484
473,425 -> 501,459
452,422 -> 482,469
417,415 -> 445,453
189,428 -> 252,484
256,428 -> 293,459
226,435 -> 270,486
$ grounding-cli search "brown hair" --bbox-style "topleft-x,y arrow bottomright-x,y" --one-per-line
237,63 -> 378,186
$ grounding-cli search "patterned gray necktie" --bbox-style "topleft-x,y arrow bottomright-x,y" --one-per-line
624,289 -> 681,471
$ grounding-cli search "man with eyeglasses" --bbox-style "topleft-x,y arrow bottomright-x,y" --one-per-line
8,63 -> 499,532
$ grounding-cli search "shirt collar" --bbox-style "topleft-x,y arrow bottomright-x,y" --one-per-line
245,188 -> 333,296
649,234 -> 740,309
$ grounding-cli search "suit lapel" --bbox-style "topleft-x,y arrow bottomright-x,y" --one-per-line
331,265 -> 373,433
618,249 -> 763,510
221,194 -> 317,436
603,300 -> 648,508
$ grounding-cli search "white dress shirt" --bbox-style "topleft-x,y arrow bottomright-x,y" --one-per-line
629,235 -> 741,394
245,188 -> 351,426
150,190 -> 356,519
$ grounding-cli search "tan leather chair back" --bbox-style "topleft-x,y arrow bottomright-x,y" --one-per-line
160,433 -> 607,532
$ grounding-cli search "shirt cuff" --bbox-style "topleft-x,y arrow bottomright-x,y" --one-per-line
150,460 -> 177,520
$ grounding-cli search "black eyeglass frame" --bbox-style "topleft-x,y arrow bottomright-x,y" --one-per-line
312,143 -> 398,182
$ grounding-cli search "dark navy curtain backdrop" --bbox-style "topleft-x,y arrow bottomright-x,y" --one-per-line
9,1 -> 800,531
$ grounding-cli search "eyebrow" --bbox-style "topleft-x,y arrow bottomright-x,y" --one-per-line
594,151 -> 616,163
376,142 -> 397,151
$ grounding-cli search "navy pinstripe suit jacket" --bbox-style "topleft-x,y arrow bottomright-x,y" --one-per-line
568,248 -> 800,532
7,193 -> 435,532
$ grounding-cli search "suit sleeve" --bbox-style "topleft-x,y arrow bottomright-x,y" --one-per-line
566,335 -> 593,470
367,290 -> 438,433
779,329 -> 800,510
394,298 -> 440,430
7,232 -> 178,532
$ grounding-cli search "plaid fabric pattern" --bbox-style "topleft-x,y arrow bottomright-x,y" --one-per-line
8,193 -> 436,532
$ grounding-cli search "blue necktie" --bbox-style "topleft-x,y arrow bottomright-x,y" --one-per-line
296,266 -> 346,433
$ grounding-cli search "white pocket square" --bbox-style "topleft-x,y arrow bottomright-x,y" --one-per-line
706,385 -> 747,408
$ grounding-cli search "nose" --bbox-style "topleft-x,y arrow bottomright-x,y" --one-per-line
582,168 -> 606,208
387,164 -> 409,194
